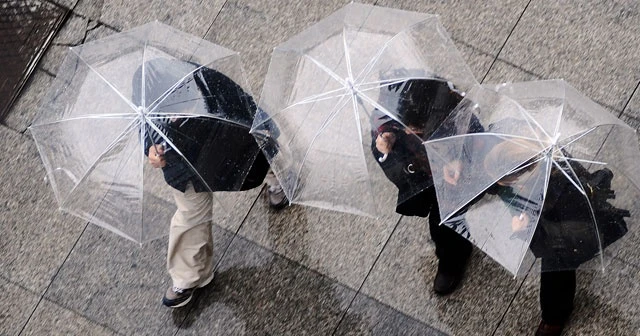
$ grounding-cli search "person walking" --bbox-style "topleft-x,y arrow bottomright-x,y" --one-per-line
137,58 -> 269,307
371,76 -> 478,295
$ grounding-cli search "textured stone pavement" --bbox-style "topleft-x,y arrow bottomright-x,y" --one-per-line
1,0 -> 639,335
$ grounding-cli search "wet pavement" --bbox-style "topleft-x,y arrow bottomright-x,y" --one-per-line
0,0 -> 67,121
1,0 -> 640,335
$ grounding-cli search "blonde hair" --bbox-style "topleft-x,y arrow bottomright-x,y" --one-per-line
484,138 -> 542,182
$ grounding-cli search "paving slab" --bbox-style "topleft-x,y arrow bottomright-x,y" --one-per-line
358,215 -> 521,336
43,224 -> 234,336
482,58 -> 544,84
239,189 -> 400,290
0,0 -> 67,121
374,0 -> 529,57
0,126 -> 86,294
174,233 -> 360,336
21,298 -> 119,336
72,0 -> 225,36
3,69 -> 55,132
333,292 -> 448,336
494,259 -> 640,335
38,13 -> 90,75
0,278 -> 40,336
83,21 -> 119,42
497,0 -> 640,112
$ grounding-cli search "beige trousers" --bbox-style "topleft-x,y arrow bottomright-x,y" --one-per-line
168,182 -> 214,289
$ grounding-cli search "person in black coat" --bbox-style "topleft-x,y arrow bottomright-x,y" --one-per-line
482,135 -> 629,336
371,77 -> 475,295
134,58 -> 268,308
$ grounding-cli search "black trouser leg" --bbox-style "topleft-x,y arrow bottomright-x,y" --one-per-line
426,189 -> 472,271
540,268 -> 576,325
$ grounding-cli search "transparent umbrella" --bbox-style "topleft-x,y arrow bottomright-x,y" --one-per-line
251,3 -> 477,217
29,22 -> 260,244
425,80 -> 640,276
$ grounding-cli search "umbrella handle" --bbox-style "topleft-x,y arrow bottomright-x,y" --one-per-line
378,153 -> 388,163
161,141 -> 172,153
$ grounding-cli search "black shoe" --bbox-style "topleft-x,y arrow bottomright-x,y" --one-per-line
267,184 -> 288,210
433,262 -> 465,295
535,320 -> 564,336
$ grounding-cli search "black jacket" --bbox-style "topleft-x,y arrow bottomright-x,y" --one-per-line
489,160 -> 628,269
134,59 -> 268,193
370,78 -> 468,216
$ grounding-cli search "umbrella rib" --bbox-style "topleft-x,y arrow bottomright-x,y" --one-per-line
352,85 -> 405,125
512,162 -> 549,272
426,132 -> 547,145
555,153 -> 607,272
284,89 -> 351,110
353,29 -> 409,84
141,39 -> 147,109
70,48 -> 139,112
551,158 -> 586,196
291,96 -> 351,197
515,104 -> 552,146
146,53 -> 240,112
304,54 -> 346,87
350,94 -> 364,156
556,126 -> 597,152
342,26 -> 354,80
146,64 -> 206,112
562,157 -> 607,166
145,111 -> 250,129
437,146 -> 549,225
60,118 -> 139,208
553,85 -> 566,141
355,76 -> 438,93
29,114 -> 138,127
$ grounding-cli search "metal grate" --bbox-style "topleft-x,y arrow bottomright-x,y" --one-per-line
0,0 -> 67,121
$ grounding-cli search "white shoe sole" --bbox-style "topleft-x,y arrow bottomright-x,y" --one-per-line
197,273 -> 214,288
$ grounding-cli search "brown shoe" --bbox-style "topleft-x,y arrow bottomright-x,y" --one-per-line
162,286 -> 196,308
535,320 -> 564,336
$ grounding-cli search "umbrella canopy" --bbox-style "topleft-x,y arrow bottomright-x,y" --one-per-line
251,3 -> 477,217
425,80 -> 640,276
29,21 -> 261,243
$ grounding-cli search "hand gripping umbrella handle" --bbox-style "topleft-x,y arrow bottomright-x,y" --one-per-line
378,153 -> 388,163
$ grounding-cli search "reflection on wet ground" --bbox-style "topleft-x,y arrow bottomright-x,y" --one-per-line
0,0 -> 66,121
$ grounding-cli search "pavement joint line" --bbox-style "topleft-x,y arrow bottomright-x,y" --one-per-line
329,214 -> 404,336
175,217 -> 452,336
201,0 -> 227,40
0,274 -> 42,298
43,0 -> 74,12
618,80 -> 640,118
35,296 -> 125,336
17,222 -> 89,336
490,261 -> 535,336
481,0 -> 532,84
612,255 -> 640,270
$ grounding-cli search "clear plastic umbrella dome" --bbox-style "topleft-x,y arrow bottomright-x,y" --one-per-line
251,3 -> 477,217
29,21 -> 259,244
425,79 -> 640,276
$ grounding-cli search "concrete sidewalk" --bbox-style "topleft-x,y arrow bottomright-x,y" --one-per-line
1,0 -> 639,335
